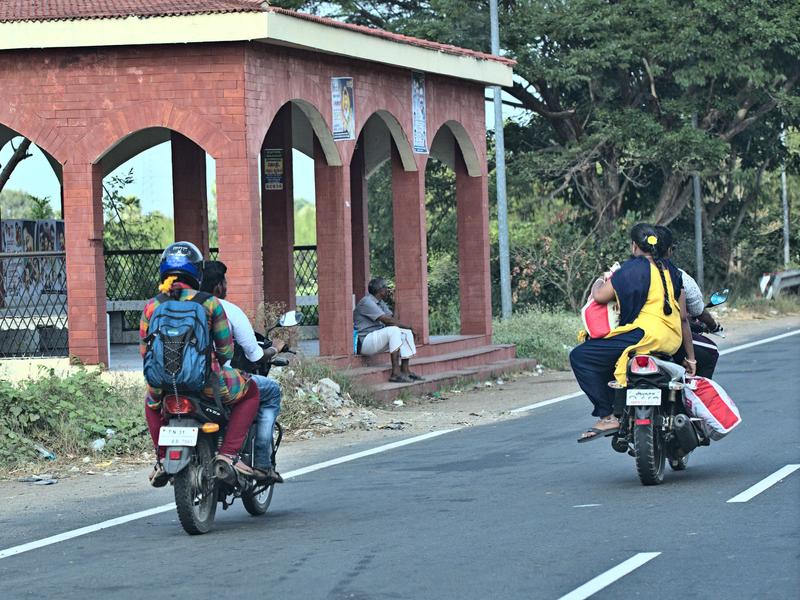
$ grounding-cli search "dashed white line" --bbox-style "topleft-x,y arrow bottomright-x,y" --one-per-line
558,552 -> 661,600
727,464 -> 800,503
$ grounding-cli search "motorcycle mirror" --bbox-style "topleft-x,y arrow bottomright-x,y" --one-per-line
708,289 -> 729,307
277,310 -> 304,328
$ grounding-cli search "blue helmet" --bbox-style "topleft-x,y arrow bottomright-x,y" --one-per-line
159,241 -> 204,289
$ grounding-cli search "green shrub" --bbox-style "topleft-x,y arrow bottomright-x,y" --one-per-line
493,308 -> 581,370
0,368 -> 149,468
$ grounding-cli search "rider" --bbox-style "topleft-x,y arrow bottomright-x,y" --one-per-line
141,242 -> 260,487
569,223 -> 696,442
201,260 -> 284,483
653,225 -> 722,378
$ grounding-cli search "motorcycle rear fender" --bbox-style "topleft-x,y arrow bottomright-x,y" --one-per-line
162,418 -> 199,475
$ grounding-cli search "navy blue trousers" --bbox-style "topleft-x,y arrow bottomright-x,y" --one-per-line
569,329 -> 644,417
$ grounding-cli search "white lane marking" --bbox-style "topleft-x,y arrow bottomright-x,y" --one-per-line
718,329 -> 800,356
2,329 -> 796,561
727,464 -> 800,503
0,428 -> 459,561
0,505 -> 176,560
509,391 -> 584,413
558,552 -> 661,600
572,504 -> 602,508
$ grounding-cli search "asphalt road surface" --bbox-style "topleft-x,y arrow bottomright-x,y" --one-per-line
1,331 -> 798,599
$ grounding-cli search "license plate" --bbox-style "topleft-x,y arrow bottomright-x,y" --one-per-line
158,426 -> 198,446
626,389 -> 662,406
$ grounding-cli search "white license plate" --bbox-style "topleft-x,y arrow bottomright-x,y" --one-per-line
158,426 -> 198,446
626,389 -> 662,406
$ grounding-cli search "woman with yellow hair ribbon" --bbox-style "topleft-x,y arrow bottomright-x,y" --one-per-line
570,223 -> 696,442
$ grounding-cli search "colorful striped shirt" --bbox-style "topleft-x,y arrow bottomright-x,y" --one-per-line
139,282 -> 249,408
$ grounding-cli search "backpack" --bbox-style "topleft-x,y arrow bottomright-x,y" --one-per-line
143,292 -> 213,394
580,297 -> 620,339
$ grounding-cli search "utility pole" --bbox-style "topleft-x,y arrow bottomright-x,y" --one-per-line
490,0 -> 512,319
692,115 -> 704,289
781,126 -> 790,267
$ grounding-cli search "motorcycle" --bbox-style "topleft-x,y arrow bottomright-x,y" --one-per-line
157,310 -> 303,534
609,290 -> 728,485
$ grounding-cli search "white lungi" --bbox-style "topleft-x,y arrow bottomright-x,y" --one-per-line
361,326 -> 417,358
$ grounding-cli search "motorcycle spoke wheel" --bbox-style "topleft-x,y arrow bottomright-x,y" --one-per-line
242,483 -> 274,516
174,437 -> 218,534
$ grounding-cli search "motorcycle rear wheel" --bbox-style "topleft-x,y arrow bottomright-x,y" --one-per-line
634,419 -> 666,485
174,436 -> 218,534
242,484 -> 274,516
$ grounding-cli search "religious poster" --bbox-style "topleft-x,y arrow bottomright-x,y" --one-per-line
331,77 -> 356,141
262,148 -> 285,191
412,72 -> 428,154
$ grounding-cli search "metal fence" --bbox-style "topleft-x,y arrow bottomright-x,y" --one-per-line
0,252 -> 68,357
0,247 -> 319,357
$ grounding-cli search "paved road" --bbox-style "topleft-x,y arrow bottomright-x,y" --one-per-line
1,333 -> 798,599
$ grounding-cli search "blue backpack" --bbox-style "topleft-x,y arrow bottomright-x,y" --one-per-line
143,292 -> 213,394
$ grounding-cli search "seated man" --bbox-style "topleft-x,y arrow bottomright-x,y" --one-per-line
354,277 -> 424,383
201,260 -> 284,483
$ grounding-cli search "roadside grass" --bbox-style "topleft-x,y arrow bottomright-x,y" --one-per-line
493,308 -> 581,370
725,293 -> 800,317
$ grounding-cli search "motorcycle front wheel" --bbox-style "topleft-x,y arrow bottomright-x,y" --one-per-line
634,413 -> 666,485
174,435 -> 218,534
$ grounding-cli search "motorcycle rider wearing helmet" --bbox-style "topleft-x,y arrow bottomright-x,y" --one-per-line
201,260 -> 284,484
569,223 -> 696,442
140,242 -> 261,487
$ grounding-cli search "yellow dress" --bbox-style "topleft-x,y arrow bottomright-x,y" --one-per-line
607,262 -> 683,385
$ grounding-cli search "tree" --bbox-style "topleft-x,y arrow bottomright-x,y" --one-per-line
280,0 -> 799,228
0,189 -> 56,219
0,138 -> 32,195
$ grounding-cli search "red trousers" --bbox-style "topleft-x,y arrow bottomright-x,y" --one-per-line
144,381 -> 260,459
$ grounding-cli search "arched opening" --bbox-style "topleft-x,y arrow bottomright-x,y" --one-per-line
426,121 -> 488,337
0,125 -> 65,357
259,101 -> 341,340
95,127 -> 216,346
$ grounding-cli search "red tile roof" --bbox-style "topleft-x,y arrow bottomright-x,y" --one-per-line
0,0 -> 265,22
267,7 -> 515,66
0,1 -> 514,66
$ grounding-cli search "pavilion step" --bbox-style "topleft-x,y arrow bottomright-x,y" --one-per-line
366,358 -> 538,404
322,334 -> 490,369
338,344 -> 516,386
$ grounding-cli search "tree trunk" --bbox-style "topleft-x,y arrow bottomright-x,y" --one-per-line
0,138 -> 32,195
653,170 -> 692,225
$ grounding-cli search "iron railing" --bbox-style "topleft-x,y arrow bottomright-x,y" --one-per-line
0,252 -> 68,357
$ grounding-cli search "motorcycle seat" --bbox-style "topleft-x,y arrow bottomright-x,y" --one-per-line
650,356 -> 686,381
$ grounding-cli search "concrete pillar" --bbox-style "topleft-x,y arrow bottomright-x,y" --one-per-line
350,142 -> 369,299
314,138 -> 353,356
261,104 -> 295,309
391,146 -> 429,343
456,152 -> 492,337
63,162 -> 108,365
215,149 -> 263,322
171,132 -> 209,255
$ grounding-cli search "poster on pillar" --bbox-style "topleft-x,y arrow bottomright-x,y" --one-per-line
331,77 -> 356,141
262,148 -> 285,191
412,72 -> 428,154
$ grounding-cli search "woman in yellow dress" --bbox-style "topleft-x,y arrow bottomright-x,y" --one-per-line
570,223 -> 696,442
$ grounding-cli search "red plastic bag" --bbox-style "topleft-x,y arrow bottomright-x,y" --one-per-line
683,377 -> 742,440
580,298 -> 619,339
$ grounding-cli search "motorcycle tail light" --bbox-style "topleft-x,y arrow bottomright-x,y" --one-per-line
630,355 -> 659,374
163,395 -> 194,415
169,449 -> 183,460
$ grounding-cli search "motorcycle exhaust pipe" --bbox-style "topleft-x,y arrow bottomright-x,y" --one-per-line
673,414 -> 698,454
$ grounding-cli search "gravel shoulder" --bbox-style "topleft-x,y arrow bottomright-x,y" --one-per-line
1,313 -> 797,520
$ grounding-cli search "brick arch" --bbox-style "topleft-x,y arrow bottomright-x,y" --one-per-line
0,105 -> 69,167
74,100 -> 233,166
256,99 -> 342,167
356,109 -> 417,172
427,120 -> 482,177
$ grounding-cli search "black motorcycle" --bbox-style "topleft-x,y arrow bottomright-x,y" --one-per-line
609,290 -> 727,485
158,310 -> 302,534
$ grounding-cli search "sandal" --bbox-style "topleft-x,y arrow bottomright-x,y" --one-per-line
148,463 -> 169,488
214,453 -> 255,477
389,374 -> 412,383
577,417 -> 620,443
407,372 -> 425,381
253,466 -> 284,484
